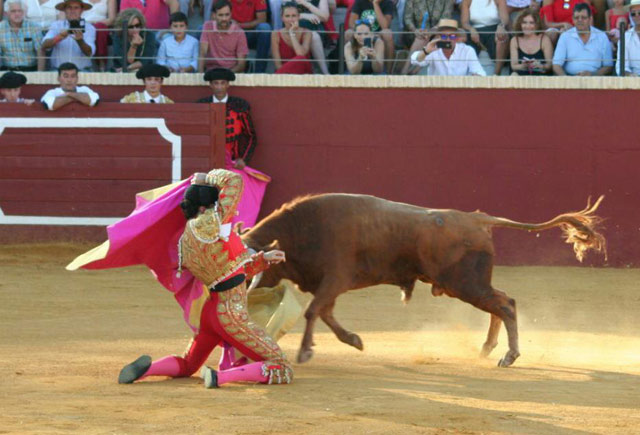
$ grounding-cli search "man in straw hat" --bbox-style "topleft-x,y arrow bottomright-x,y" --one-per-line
616,0 -> 640,76
121,63 -> 175,103
0,71 -> 34,104
409,18 -> 486,76
41,0 -> 96,71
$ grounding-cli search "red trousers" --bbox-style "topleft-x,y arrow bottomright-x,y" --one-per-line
173,283 -> 289,376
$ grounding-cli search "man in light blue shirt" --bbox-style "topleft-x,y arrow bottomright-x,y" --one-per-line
552,3 -> 613,76
157,12 -> 199,72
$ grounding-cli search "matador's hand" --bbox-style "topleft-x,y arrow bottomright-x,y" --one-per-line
263,250 -> 286,264
192,172 -> 208,185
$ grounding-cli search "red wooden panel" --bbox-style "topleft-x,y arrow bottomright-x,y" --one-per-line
1,94 -> 638,267
0,156 -> 172,180
0,179 -> 164,202
0,135 -> 172,157
1,201 -> 134,217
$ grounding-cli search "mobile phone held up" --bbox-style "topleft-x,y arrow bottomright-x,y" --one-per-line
436,40 -> 452,49
364,37 -> 372,48
68,19 -> 86,33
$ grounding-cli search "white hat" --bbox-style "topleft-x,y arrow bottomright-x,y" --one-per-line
626,0 -> 640,11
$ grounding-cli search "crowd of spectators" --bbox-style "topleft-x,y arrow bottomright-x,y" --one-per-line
0,0 -> 638,76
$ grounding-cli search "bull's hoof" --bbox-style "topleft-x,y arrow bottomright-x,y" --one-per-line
497,350 -> 520,368
297,348 -> 314,364
480,342 -> 497,358
347,333 -> 364,351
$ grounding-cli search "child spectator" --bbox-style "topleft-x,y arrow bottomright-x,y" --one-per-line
157,12 -> 199,72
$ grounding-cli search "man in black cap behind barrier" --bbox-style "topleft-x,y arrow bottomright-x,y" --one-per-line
197,67 -> 269,229
0,71 -> 35,104
121,63 -> 174,104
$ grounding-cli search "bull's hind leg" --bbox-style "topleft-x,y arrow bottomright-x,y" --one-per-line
480,314 -> 502,358
320,300 -> 363,351
473,289 -> 520,367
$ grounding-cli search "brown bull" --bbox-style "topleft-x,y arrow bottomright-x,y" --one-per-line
242,194 -> 606,367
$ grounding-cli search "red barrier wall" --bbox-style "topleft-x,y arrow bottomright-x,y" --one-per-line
1,86 -> 638,267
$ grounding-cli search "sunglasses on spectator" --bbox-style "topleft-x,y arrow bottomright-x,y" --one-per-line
355,19 -> 372,27
631,11 -> 640,17
440,34 -> 458,40
128,23 -> 142,29
281,1 -> 298,9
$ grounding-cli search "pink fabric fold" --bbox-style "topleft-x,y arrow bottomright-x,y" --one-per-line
79,176 -> 206,332
231,166 -> 271,229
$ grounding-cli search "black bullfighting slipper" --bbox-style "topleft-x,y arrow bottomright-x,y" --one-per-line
201,366 -> 219,389
118,355 -> 152,384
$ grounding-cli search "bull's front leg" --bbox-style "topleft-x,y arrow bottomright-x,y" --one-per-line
298,298 -> 321,364
320,301 -> 363,351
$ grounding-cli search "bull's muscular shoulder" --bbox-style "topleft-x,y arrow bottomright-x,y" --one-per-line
227,96 -> 250,113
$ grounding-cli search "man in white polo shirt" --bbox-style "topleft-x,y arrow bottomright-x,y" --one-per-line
410,18 -> 486,76
40,62 -> 99,110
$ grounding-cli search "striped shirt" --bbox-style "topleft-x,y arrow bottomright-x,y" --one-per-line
0,20 -> 43,68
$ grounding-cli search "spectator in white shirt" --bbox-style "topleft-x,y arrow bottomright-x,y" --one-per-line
616,0 -> 640,76
41,0 -> 96,71
410,18 -> 486,76
40,62 -> 100,110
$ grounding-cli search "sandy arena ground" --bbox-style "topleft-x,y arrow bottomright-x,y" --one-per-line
1,244 -> 639,434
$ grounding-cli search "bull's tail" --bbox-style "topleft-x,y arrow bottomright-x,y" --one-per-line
479,196 -> 607,262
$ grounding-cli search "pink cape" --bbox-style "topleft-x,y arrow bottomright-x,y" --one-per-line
67,177 -> 207,332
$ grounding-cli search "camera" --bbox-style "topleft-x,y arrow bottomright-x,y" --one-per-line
364,37 -> 372,48
436,40 -> 452,49
68,19 -> 85,33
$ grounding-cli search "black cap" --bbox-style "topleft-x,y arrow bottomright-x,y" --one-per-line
0,71 -> 27,89
204,68 -> 236,82
135,63 -> 171,80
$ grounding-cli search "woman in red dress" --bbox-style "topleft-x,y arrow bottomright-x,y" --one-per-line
271,2 -> 314,74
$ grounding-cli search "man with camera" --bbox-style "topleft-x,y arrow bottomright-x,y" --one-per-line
409,18 -> 485,76
41,0 -> 96,71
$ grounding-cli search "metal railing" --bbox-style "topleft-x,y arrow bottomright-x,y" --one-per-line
0,24 -> 635,76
